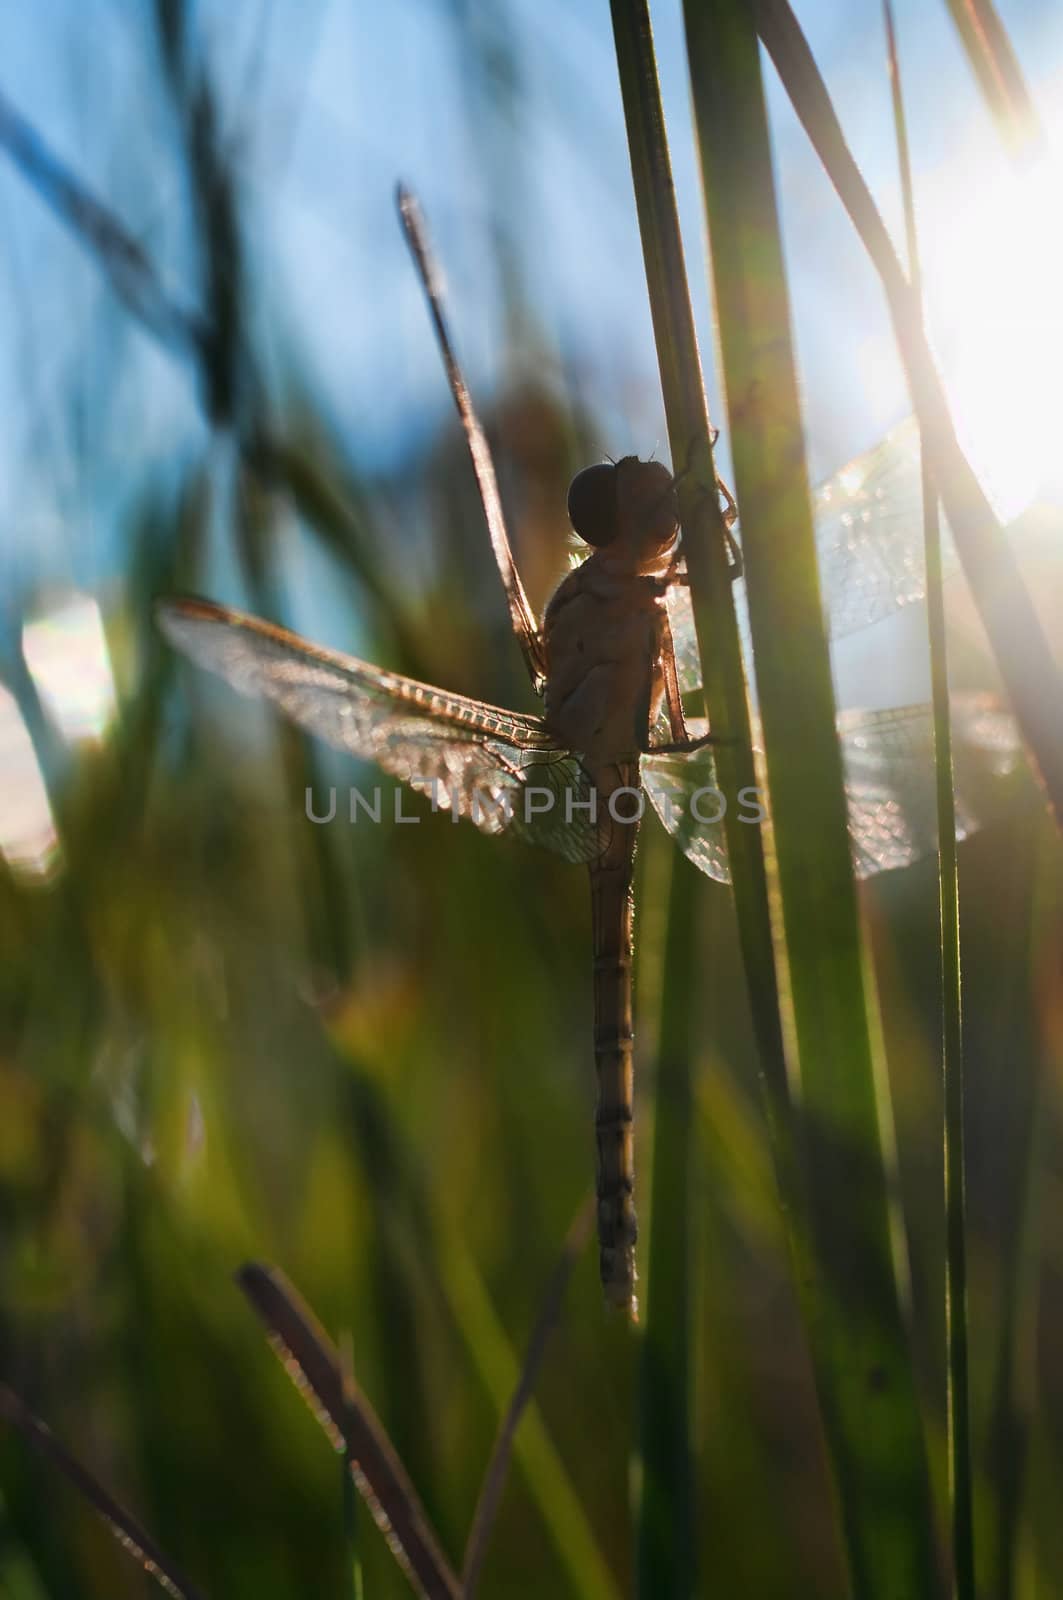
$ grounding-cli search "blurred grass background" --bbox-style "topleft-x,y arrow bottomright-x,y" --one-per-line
0,2 -> 1062,1596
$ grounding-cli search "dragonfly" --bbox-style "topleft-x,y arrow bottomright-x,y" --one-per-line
158,191 -> 1025,1318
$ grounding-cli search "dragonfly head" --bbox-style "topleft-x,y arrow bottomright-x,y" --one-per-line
567,457 -> 678,561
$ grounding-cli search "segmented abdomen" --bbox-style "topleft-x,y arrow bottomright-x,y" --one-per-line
588,760 -> 641,1318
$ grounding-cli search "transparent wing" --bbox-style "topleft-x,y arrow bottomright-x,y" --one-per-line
642,720 -> 731,884
397,188 -> 547,695
838,694 -> 1026,878
811,414 -> 927,638
664,578 -> 705,697
644,695 -> 1028,883
665,413 -> 1029,687
157,596 -> 606,864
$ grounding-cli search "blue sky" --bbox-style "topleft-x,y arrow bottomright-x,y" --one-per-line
1,0 -> 1061,606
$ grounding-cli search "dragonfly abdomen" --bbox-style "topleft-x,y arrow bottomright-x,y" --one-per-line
588,761 -> 641,1318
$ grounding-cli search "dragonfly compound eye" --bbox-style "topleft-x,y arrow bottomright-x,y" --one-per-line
567,462 -> 620,548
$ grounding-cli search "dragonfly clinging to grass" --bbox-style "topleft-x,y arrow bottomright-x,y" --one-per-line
158,188 -> 1024,1317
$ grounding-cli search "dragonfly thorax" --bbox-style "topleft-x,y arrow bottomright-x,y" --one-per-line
542,548 -> 671,764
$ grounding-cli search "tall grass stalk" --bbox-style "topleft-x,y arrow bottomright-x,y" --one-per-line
607,4 -> 793,1589
986,824 -> 1050,1599
883,6 -> 973,1594
606,0 -> 786,1108
684,2 -> 939,1592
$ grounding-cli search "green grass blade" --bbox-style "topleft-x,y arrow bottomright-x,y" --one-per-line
883,6 -> 973,1593
607,7 -> 795,1590
984,828 -> 1046,1600
606,0 -> 790,1214
684,3 -> 940,1592
436,1234 -> 622,1600
335,1071 -> 620,1600
462,1199 -> 595,1599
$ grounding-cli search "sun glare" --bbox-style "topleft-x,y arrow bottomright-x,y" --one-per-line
21,591 -> 118,747
922,153 -> 1063,523
0,685 -> 61,882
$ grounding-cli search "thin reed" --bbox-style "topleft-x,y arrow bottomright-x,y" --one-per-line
883,5 -> 973,1593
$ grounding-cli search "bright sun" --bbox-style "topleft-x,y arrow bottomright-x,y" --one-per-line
921,151 -> 1063,523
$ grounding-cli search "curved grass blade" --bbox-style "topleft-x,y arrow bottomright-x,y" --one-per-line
884,6 -> 973,1593
0,86 -> 206,363
0,1385 -> 207,1600
943,0 -> 1045,158
751,0 -> 1063,832
253,427 -> 427,672
0,85 -> 418,668
685,3 -> 940,1592
236,1263 -> 462,1600
462,1197 -> 595,1599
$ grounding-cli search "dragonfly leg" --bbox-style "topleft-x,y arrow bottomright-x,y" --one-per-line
642,608 -> 720,756
723,521 -> 744,579
672,437 -> 742,574
645,554 -> 691,596
668,510 -> 742,584
717,473 -> 738,525
648,730 -> 721,755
